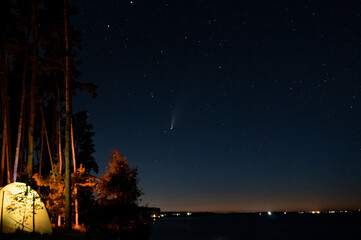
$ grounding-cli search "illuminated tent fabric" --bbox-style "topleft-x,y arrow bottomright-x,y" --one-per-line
0,182 -> 52,234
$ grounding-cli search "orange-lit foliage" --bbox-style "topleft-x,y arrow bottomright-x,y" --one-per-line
33,172 -> 65,220
33,164 -> 96,223
72,164 -> 97,188
96,150 -> 141,205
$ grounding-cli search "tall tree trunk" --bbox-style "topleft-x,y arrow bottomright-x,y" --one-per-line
2,78 -> 12,185
40,106 -> 54,172
64,0 -> 72,230
19,108 -> 26,173
0,47 -> 12,185
0,0 -> 5,188
0,58 -> 6,186
1,133 -> 5,186
58,216 -> 61,227
5,135 -> 11,184
39,120 -> 44,177
56,83 -> 62,175
71,119 -> 79,227
14,40 -> 28,182
56,88 -> 63,226
71,119 -> 76,172
1,130 -> 9,184
27,0 -> 39,176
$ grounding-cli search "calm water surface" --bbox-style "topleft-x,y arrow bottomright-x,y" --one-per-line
149,213 -> 361,240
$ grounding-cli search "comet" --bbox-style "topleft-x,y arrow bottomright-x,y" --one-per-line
170,111 -> 175,130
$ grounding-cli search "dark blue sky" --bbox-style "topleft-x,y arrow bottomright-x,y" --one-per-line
72,0 -> 361,212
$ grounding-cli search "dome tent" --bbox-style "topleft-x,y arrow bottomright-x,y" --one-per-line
0,182 -> 52,234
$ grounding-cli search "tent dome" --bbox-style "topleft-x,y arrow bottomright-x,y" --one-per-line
0,182 -> 52,234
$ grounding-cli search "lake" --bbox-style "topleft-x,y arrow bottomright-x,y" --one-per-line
149,212 -> 361,240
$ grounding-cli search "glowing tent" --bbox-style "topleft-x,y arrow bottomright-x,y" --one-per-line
0,182 -> 52,234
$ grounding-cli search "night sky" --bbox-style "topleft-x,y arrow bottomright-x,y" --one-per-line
71,0 -> 361,212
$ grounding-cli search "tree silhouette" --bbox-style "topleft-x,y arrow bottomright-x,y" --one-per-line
72,111 -> 98,174
97,151 -> 141,205
93,151 -> 143,233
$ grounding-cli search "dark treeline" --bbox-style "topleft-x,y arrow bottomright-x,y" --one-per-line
0,0 -> 97,184
0,1 -> 152,237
